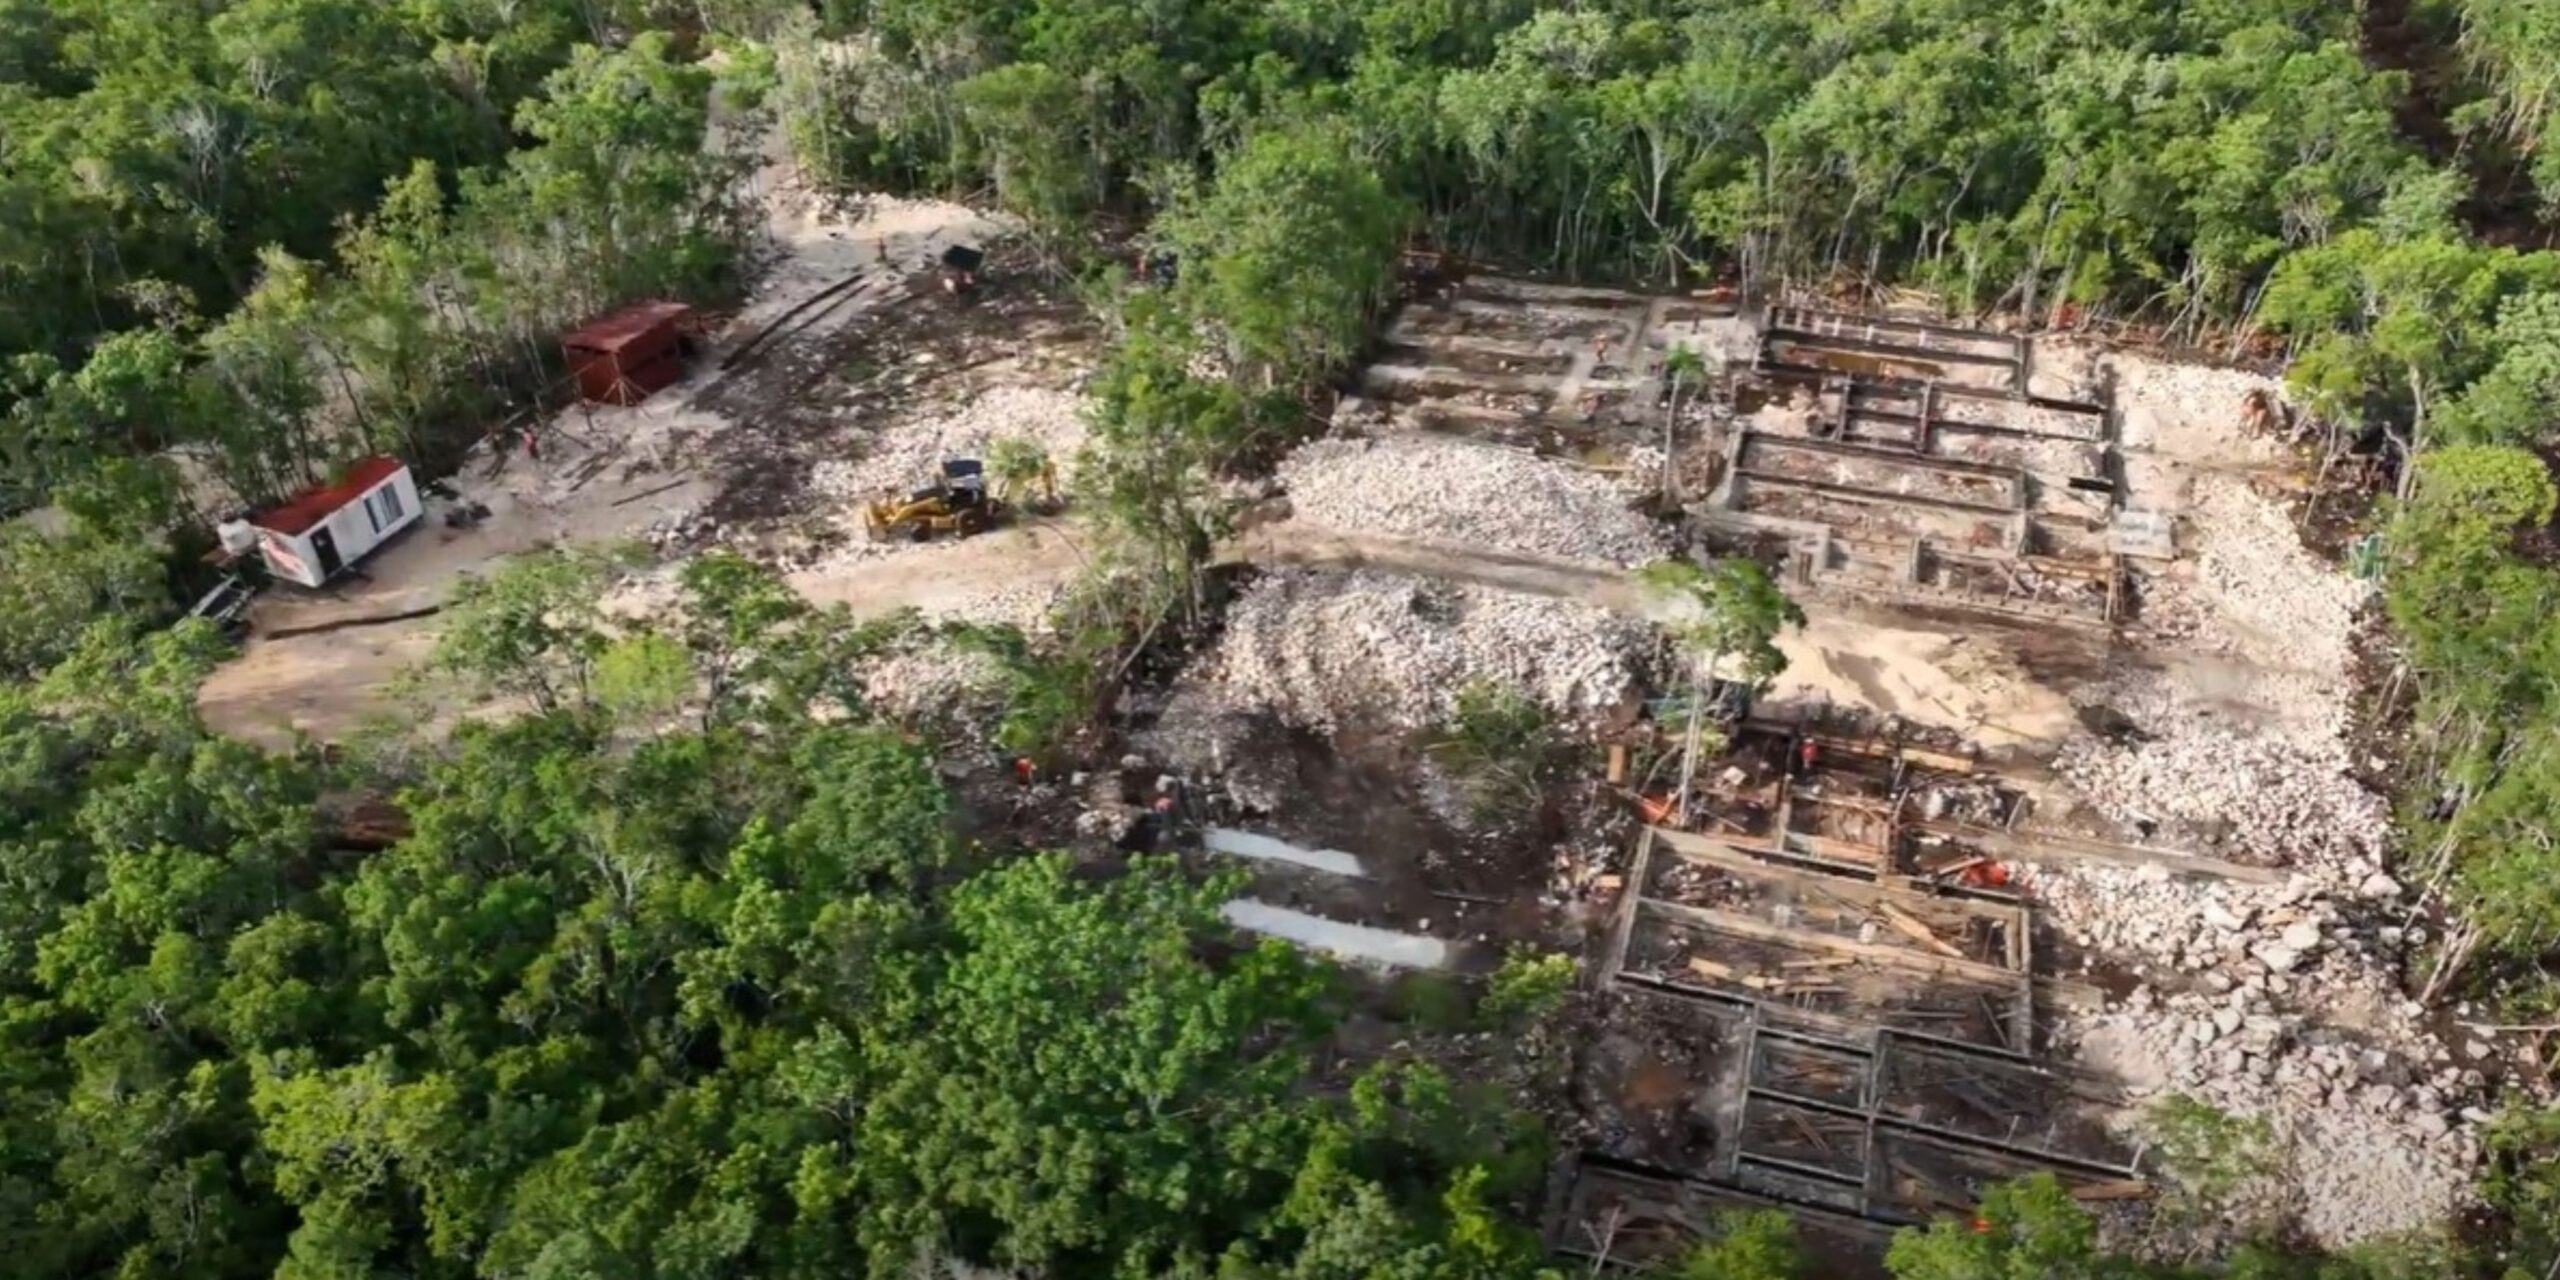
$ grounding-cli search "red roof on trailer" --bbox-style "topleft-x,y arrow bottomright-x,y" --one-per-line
562,300 -> 694,354
251,456 -> 406,536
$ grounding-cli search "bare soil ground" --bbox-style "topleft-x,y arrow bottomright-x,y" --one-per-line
198,190 -> 1085,743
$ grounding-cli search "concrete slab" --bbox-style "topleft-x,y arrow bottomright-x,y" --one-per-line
1220,899 -> 1450,969
1202,828 -> 1366,877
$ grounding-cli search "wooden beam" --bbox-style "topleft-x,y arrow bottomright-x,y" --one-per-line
1917,821 -> 2284,884
1645,898 -> 2030,989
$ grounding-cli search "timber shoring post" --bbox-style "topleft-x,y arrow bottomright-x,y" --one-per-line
1601,827 -> 1657,986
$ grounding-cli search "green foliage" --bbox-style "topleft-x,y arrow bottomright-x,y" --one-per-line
595,631 -> 695,721
1478,947 -> 1575,1026
429,547 -> 898,731
959,62 -> 1099,257
2479,1103 -> 2560,1275
1883,1174 -> 2124,1280
2259,232 -> 2560,445
837,855 -> 1338,1277
0,584 -> 1567,1280
2456,0 -> 2560,211
1392,970 -> 1476,1032
788,0 -> 2431,328
1430,680 -> 1561,822
427,546 -> 624,712
942,620 -> 1101,760
988,435 -> 1056,500
1160,118 -> 1411,383
1671,1211 -> 1804,1280
4,24 -> 758,513
0,0 -> 588,374
2143,1094 -> 2280,1223
1638,557 -> 1804,689
2383,447 -> 2560,962
0,515 -> 172,678
2441,291 -> 2560,445
1077,289 -> 1281,623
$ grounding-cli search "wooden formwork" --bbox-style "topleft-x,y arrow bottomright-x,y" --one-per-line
1551,1153 -> 1892,1275
1606,827 -> 2036,1056
1584,817 -> 2145,1243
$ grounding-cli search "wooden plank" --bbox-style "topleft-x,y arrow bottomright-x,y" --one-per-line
1602,828 -> 1658,982
2071,1180 -> 2154,1202
1878,902 -> 1965,960
1649,828 -> 2029,963
1647,899 -> 2030,989
1917,821 -> 2284,884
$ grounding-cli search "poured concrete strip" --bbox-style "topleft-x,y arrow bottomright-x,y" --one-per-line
1220,899 -> 1450,970
1202,828 -> 1366,878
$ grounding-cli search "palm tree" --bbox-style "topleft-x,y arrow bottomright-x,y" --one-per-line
1637,556 -> 1805,825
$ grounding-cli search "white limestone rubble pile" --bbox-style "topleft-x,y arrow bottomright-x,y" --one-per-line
2054,729 -> 2390,874
2023,862 -> 2408,978
1278,434 -> 1672,567
1205,566 -> 1645,732
2070,980 -> 2483,1254
857,637 -> 1012,726
807,384 -> 1090,558
2083,346 -> 2291,468
2187,475 -> 2370,678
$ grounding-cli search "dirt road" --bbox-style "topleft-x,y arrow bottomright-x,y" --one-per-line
787,516 -> 1092,622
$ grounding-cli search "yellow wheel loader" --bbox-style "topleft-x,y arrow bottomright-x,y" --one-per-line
865,458 -> 1004,542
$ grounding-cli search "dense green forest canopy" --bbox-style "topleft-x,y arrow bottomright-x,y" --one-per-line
6,0 -> 2560,1278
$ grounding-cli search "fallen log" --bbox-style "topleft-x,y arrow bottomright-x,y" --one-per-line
264,605 -> 443,641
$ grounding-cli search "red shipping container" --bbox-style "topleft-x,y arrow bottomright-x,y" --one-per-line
562,300 -> 695,405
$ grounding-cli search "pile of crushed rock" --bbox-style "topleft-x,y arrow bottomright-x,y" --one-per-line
1277,434 -> 1671,567
1201,566 -> 1646,733
2071,978 -> 2485,1254
2187,475 -> 2371,674
856,634 -> 1012,727
2054,728 -> 2391,874
807,385 -> 1089,553
2024,860 -> 2407,979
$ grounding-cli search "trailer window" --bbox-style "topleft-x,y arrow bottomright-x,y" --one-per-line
365,483 -> 404,533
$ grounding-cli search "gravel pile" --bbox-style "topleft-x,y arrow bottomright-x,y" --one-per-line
2070,981 -> 2483,1254
2025,860 -> 2406,976
2187,475 -> 2370,675
2063,474 -> 2379,871
1205,566 -> 1645,732
1135,684 -> 1298,813
2105,351 -> 2290,467
2026,862 -> 2290,972
857,637 -> 1012,726
1278,434 -> 1671,567
1609,443 -> 1669,498
808,385 -> 1089,555
2054,728 -> 2391,873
